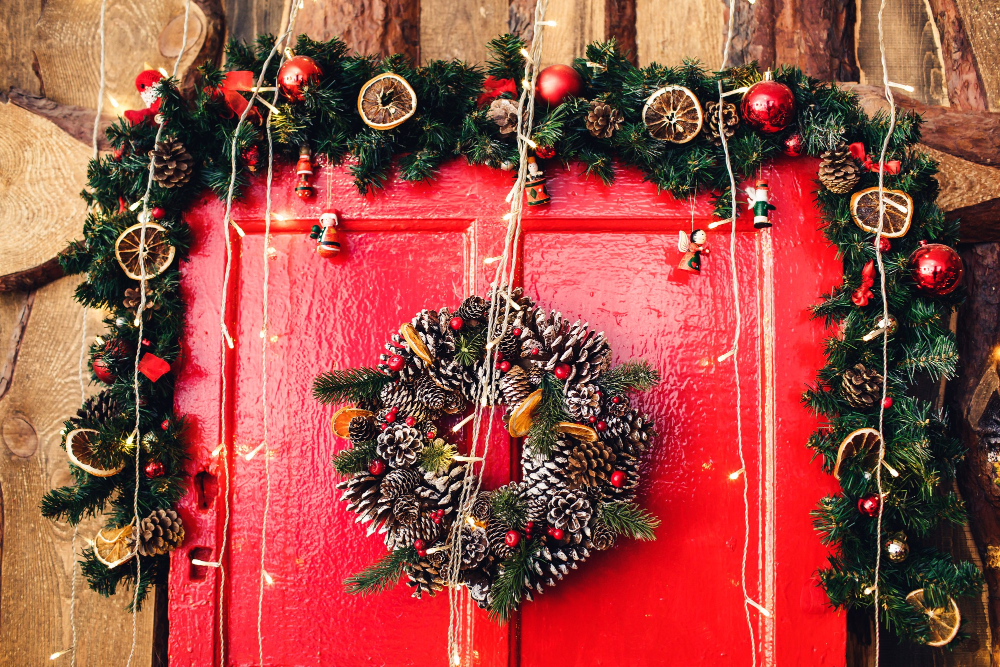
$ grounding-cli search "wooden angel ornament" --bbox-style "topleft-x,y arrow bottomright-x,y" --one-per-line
678,229 -> 709,273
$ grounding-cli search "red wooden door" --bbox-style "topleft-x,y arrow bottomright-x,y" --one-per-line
169,158 -> 844,666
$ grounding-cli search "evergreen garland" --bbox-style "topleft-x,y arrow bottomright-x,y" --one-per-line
42,28 -> 977,644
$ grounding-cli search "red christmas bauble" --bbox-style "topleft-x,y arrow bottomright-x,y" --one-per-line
857,494 -> 881,517
161,419 -> 171,430
908,242 -> 964,296
504,530 -> 521,548
535,145 -> 556,160
741,75 -> 796,134
610,470 -> 626,488
881,396 -> 894,410
450,316 -> 464,330
151,206 -> 166,220
369,458 -> 386,475
386,354 -> 405,372
144,460 -> 165,478
92,357 -> 115,384
278,56 -> 323,102
553,363 -> 571,380
535,65 -> 583,107
783,133 -> 804,156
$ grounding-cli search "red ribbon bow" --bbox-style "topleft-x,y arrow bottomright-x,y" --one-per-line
848,142 -> 900,175
852,259 -> 876,306
478,76 -> 518,107
208,71 -> 261,121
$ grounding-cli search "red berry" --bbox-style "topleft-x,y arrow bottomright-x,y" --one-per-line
526,521 -> 534,530
390,406 -> 399,414
380,423 -> 388,431
414,539 -> 425,550
450,316 -> 464,330
151,206 -> 165,220
405,416 -> 416,427
610,470 -> 626,488
530,348 -> 540,356
512,328 -> 522,336
504,530 -> 521,548
417,550 -> 428,558
499,360 -> 511,373
369,459 -> 386,475
426,430 -> 436,439
547,527 -> 565,541
877,236 -> 892,253
612,396 -> 620,404
596,420 -> 608,432
882,396 -> 894,410
160,419 -> 170,430
553,363 -> 571,380
588,416 -> 597,424
432,515 -> 442,524
387,354 -> 405,372
384,412 -> 396,424
144,460 -> 165,478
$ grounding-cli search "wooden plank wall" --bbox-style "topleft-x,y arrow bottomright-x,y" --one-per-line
0,0 -> 998,664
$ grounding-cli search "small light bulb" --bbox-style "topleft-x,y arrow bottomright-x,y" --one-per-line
50,650 -> 71,660
211,444 -> 224,458
230,221 -> 246,238
107,94 -> 119,108
245,442 -> 265,461
158,67 -> 169,78
717,349 -> 735,362
519,48 -> 531,59
263,569 -> 274,585
729,469 -> 744,480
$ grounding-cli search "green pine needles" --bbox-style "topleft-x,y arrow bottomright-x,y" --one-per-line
344,547 -> 421,595
599,501 -> 660,541
313,367 -> 392,405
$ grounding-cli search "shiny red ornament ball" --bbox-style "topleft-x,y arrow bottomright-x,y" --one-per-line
783,132 -> 804,156
610,470 -> 626,488
278,55 -> 323,102
386,354 -> 405,372
369,458 -> 386,475
857,494 -> 881,517
144,460 -> 165,478
92,357 -> 115,384
405,416 -> 416,427
881,396 -> 894,410
535,145 -> 556,160
151,206 -> 165,220
877,236 -> 892,253
499,360 -> 512,373
908,241 -> 964,296
546,527 -> 565,541
450,316 -> 464,330
741,74 -> 796,134
553,363 -> 571,380
535,64 -> 583,107
504,530 -> 521,548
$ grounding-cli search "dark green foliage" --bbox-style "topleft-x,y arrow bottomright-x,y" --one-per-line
524,373 -> 569,457
599,501 -> 660,541
419,439 -> 456,473
488,538 -> 543,622
489,486 -> 528,530
332,441 -> 377,476
453,327 -> 486,367
344,546 -> 420,595
596,361 -> 661,395
312,367 -> 392,405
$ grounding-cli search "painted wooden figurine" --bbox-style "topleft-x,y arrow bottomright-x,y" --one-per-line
746,180 -> 775,228
310,212 -> 341,258
678,229 -> 709,273
295,144 -> 315,199
524,156 -> 551,206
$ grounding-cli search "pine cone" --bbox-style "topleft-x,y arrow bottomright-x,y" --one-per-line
703,101 -> 739,144
488,98 -> 519,136
465,569 -> 492,609
602,453 -> 641,500
426,359 -> 477,405
841,363 -> 884,408
487,517 -> 514,560
530,543 -> 591,589
348,415 -> 376,443
380,381 -> 436,423
136,508 -> 185,556
405,558 -> 445,598
608,395 -> 630,418
500,365 -> 533,409
565,383 -> 601,421
123,287 -> 160,312
459,525 -> 489,569
149,136 -> 193,188
603,408 -> 655,457
376,425 -> 424,468
410,310 -> 448,360
818,145 -> 862,194
498,332 -> 521,360
380,468 -> 421,499
590,521 -> 615,551
393,494 -> 421,525
73,390 -> 120,428
586,100 -> 624,139
378,334 -> 425,382
456,295 -> 489,325
547,489 -> 592,535
471,491 -> 493,521
523,310 -> 611,387
566,439 -> 616,488
338,473 -> 389,528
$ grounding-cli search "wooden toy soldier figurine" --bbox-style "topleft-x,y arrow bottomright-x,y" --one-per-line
310,212 -> 341,258
295,144 -> 315,199
746,180 -> 776,228
524,156 -> 551,206
678,229 -> 709,273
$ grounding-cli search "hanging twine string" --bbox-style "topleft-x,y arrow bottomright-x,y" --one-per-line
124,0 -> 192,664
444,3 -> 550,664
873,0 -> 899,660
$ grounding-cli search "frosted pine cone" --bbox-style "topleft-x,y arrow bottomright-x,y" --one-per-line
589,521 -> 615,551
487,518 -> 514,560
603,408 -> 655,457
380,468 -> 421,499
376,425 -> 423,468
523,310 -> 611,387
471,491 -> 493,521
500,365 -> 533,408
405,558 -> 445,598
456,296 -> 489,325
378,333 -> 424,382
338,473 -> 385,525
565,383 -> 601,421
547,489 -> 592,535
459,525 -> 489,569
410,310 -> 448,360
380,381 -> 436,422
348,415 -> 376,443
393,494 -> 421,525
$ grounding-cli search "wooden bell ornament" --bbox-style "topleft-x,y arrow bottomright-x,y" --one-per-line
295,145 -> 315,199
315,212 -> 341,258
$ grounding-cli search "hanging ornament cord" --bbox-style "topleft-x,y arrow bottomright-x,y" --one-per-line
873,0 -> 899,660
123,0 -> 192,665
444,2 -> 551,664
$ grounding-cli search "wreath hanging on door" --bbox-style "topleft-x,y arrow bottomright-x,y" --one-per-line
313,288 -> 660,620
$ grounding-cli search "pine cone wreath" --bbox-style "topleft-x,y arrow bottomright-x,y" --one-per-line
426,359 -> 478,405
841,363 -> 884,408
73,390 -> 121,428
547,489 -> 592,535
818,145 -> 862,194
459,525 -> 489,569
348,415 -> 377,443
703,101 -> 739,144
566,439 -> 616,488
488,98 -> 520,136
586,100 -> 624,139
149,136 -> 194,188
136,508 -> 185,556
565,383 -> 601,421
500,365 -> 533,409
376,425 -> 424,468
380,468 -> 422,499
405,558 -> 445,598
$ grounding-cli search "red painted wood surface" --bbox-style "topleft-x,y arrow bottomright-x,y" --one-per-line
169,157 -> 845,666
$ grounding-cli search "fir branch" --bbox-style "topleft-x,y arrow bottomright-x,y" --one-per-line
489,539 -> 542,622
524,374 -> 569,458
490,486 -> 528,529
454,328 -> 486,367
344,546 -> 420,596
312,367 -> 392,404
596,360 -> 660,395
599,500 -> 660,540
332,441 -> 377,476
899,337 -> 958,382
419,438 -> 456,473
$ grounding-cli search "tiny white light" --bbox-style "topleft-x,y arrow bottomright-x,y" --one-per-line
108,94 -> 119,108
502,212 -> 514,221
864,586 -> 875,595
211,444 -> 224,458
708,219 -> 730,229
452,413 -> 476,432
519,48 -> 531,59
158,67 -> 169,78
525,138 -> 537,149
269,335 -> 278,343
266,246 -> 278,257
888,81 -> 915,93
50,650 -> 71,660
521,79 -> 531,89
129,200 -> 143,211
262,569 -> 275,585
746,597 -> 772,618
191,558 -> 221,568
230,220 -> 246,237
222,326 -> 235,349
717,349 -> 735,362
483,256 -> 502,265
729,469 -> 744,480
882,460 -> 900,478
536,20 -> 557,26
245,442 -> 265,461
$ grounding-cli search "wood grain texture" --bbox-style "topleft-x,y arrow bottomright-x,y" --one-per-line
4,88 -> 112,152
926,0 -> 988,110
223,0 -> 287,44
729,0 -> 777,70
0,281 -> 152,667
636,0 -> 724,68
605,0 -> 637,65
295,0 -> 420,62
925,146 -> 1000,212
537,0 -> 603,69
419,0 -> 507,64
949,0 -> 1000,109
508,0 -> 536,43
773,0 -> 858,81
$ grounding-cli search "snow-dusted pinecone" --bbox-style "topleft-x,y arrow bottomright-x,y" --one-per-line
521,444 -> 567,498
607,395 -> 630,418
456,296 -> 489,326
487,517 -> 514,560
380,468 -> 421,499
378,333 -> 425,382
393,494 -> 421,525
500,365 -> 533,408
415,374 -> 449,411
348,415 -> 376,443
565,383 -> 601,421
471,491 -> 493,521
411,310 -> 448,360
380,381 -> 436,423
547,489 -> 592,535
522,310 -> 610,387
465,569 -> 492,609
376,425 -> 424,468
338,473 -> 388,529
529,543 -> 591,589
603,452 -> 641,501
422,464 -> 469,525
459,525 -> 489,569
603,409 -> 655,457
589,521 -> 616,550
498,332 -> 521,360
427,359 -> 478,405
405,558 -> 445,598
526,496 -> 548,523
566,439 -> 616,488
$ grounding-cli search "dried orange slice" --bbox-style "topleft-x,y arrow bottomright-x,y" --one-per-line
642,86 -> 703,143
850,187 -> 913,238
331,407 -> 374,439
833,428 -> 882,480
94,523 -> 137,569
66,428 -> 124,477
358,73 -> 417,130
400,323 -> 433,364
508,389 -> 543,438
114,222 -> 176,280
906,589 -> 961,646
555,422 -> 598,442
